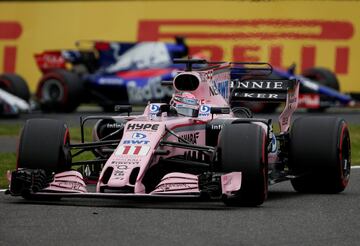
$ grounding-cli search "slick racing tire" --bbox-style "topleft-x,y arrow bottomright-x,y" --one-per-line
219,123 -> 268,206
36,69 -> 83,112
0,73 -> 30,101
18,119 -> 72,172
301,67 -> 340,112
289,117 -> 351,193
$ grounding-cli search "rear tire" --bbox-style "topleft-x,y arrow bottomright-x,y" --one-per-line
36,69 -> 83,112
289,117 -> 351,193
18,119 -> 72,172
219,123 -> 268,206
0,73 -> 30,101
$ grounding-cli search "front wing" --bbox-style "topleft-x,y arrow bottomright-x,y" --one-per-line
7,169 -> 242,201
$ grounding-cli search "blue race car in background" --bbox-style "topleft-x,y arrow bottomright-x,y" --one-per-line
33,35 -> 356,113
34,37 -> 188,112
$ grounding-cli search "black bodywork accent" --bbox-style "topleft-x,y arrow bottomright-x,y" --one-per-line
80,115 -> 127,143
206,118 -> 233,147
10,169 -> 51,196
205,117 -> 271,147
231,79 -> 297,103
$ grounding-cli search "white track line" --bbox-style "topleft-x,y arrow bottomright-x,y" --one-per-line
0,166 -> 359,192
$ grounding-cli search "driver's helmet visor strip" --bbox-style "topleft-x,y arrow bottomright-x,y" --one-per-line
174,104 -> 199,117
173,95 -> 199,106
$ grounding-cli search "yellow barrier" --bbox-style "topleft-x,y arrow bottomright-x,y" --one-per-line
0,0 -> 359,92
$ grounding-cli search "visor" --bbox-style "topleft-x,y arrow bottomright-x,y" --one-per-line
173,96 -> 199,106
176,106 -> 199,117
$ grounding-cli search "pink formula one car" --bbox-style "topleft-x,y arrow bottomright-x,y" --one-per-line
7,59 -> 351,206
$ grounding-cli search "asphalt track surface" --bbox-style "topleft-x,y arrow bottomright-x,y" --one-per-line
0,168 -> 359,246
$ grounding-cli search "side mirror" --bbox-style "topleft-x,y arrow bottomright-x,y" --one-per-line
155,104 -> 178,117
158,104 -> 170,115
210,107 -> 231,115
114,105 -> 132,116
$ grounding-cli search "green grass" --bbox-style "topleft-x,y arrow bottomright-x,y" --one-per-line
0,124 -> 23,136
69,127 -> 93,142
0,123 -> 359,189
0,153 -> 16,188
0,124 -> 93,142
349,125 -> 360,166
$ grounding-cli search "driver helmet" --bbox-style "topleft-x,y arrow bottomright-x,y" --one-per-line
170,92 -> 200,117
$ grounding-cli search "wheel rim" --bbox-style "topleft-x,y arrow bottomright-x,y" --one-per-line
42,79 -> 64,102
340,129 -> 351,186
0,79 -> 11,91
304,73 -> 324,83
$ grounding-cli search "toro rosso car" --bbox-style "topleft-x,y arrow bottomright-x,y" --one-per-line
33,36 -> 356,113
7,59 -> 351,206
34,37 -> 188,112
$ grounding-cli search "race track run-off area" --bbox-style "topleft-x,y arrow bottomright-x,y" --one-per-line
0,167 -> 359,246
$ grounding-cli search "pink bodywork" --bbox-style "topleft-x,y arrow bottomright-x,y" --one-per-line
151,172 -> 199,194
44,171 -> 87,193
93,64 -> 238,195
279,80 -> 300,133
221,172 -> 242,197
43,62 -> 299,198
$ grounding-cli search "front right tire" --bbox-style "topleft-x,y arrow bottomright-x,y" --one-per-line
219,123 -> 268,206
18,119 -> 72,172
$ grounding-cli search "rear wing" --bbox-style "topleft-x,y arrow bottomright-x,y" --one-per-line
231,79 -> 296,102
173,59 -> 272,75
231,78 -> 300,133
